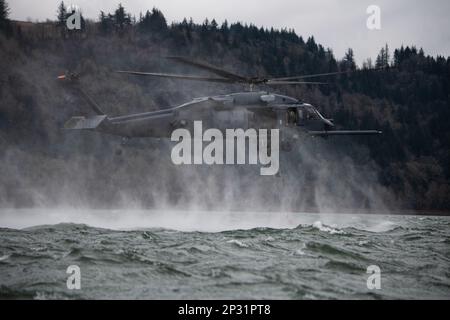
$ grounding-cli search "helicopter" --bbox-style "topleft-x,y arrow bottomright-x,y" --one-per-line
60,56 -> 382,151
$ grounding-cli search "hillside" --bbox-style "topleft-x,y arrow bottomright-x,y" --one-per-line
0,4 -> 449,212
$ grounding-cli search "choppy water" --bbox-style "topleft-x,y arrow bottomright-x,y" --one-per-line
0,209 -> 449,299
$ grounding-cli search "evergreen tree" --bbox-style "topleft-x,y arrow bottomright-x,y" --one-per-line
0,0 -> 10,34
343,48 -> 356,71
114,3 -> 131,32
221,20 -> 228,32
384,43 -> 390,66
149,7 -> 167,31
0,0 -> 9,29
138,10 -> 152,32
0,0 -> 8,20
138,8 -> 167,34
306,36 -> 318,52
99,10 -> 114,35
210,19 -> 218,30
220,20 -> 229,42
376,43 -> 390,68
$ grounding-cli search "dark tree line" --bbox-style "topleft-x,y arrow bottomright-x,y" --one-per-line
98,3 -> 132,35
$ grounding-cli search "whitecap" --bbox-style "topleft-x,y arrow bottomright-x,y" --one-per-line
295,243 -> 307,255
226,239 -> 248,248
312,221 -> 345,235
0,254 -> 10,261
358,240 -> 369,246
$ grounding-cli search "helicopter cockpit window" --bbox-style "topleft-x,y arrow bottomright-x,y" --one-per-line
305,107 -> 319,120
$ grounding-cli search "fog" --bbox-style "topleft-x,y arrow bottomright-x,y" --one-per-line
0,29 -> 397,230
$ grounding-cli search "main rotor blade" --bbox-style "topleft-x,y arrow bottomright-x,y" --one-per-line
166,56 -> 248,82
269,67 -> 386,81
116,71 -> 235,83
266,80 -> 328,85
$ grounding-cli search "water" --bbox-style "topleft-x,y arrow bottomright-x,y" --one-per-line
0,209 -> 449,299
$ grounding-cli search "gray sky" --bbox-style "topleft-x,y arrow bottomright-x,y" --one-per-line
8,0 -> 450,65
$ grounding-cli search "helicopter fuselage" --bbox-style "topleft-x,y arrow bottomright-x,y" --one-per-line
96,91 -> 320,138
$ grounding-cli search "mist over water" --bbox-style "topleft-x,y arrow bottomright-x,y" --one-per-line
1,133 -> 394,215
0,30 -> 398,215
0,208 -> 395,233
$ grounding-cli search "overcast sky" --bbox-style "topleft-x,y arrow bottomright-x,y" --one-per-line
8,0 -> 450,65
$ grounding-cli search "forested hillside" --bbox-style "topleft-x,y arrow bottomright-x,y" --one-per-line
0,2 -> 449,212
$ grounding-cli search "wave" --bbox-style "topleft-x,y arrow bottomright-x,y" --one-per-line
0,215 -> 449,300
0,254 -> 10,262
226,239 -> 249,248
0,208 -> 407,233
312,221 -> 345,234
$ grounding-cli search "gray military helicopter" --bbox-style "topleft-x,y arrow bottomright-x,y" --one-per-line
60,56 -> 382,151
